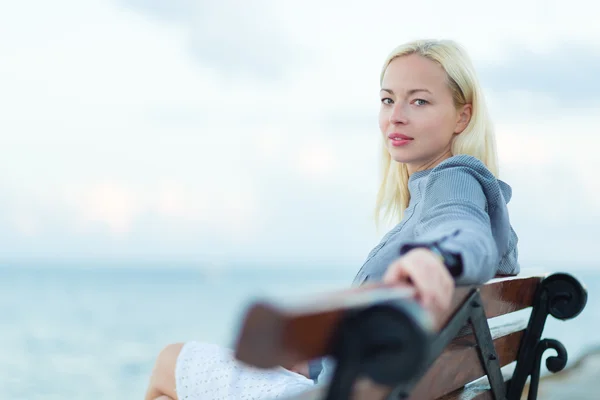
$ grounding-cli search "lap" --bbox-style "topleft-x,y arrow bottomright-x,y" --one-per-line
175,341 -> 315,400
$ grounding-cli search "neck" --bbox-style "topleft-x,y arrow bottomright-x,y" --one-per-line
407,150 -> 453,176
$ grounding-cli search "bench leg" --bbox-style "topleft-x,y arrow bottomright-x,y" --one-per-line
470,295 -> 507,400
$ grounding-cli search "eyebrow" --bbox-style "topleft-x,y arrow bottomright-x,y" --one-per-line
380,88 -> 432,95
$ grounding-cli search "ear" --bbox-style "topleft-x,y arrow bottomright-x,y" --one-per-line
454,104 -> 472,134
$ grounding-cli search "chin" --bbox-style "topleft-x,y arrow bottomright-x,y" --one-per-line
387,147 -> 415,164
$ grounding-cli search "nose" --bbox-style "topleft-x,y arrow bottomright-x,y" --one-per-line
390,103 -> 408,125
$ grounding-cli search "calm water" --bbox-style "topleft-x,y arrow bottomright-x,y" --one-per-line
0,264 -> 597,399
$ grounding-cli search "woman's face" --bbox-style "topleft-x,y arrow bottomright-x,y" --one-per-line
379,54 -> 471,174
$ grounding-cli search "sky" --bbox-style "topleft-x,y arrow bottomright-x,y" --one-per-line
1,0 -> 599,271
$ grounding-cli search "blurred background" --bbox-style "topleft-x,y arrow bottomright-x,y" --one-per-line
1,0 -> 599,398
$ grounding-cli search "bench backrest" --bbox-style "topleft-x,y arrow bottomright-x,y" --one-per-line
234,274 -> 584,400
409,276 -> 542,399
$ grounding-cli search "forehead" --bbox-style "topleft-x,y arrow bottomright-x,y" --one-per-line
381,53 -> 449,92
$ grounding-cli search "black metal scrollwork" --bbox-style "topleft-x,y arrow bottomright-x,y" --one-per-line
507,273 -> 587,400
526,339 -> 568,400
322,273 -> 587,400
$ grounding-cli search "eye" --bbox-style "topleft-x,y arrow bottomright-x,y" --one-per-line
413,99 -> 429,106
381,98 -> 393,105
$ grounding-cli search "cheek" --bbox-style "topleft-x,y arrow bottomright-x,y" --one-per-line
422,111 -> 456,139
378,112 -> 388,134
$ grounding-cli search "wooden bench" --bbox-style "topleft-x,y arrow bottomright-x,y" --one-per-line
233,273 -> 587,399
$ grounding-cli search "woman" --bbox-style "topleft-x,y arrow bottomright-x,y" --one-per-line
145,38 -> 520,400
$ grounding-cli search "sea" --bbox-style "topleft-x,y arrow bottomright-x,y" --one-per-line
0,264 -> 597,399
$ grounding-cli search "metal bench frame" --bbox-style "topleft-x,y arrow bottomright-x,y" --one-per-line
323,273 -> 587,400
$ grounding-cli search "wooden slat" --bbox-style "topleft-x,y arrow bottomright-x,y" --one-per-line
234,275 -> 544,400
281,319 -> 527,400
234,283 -> 423,369
408,329 -> 524,399
439,384 -> 494,400
407,316 -> 529,399
439,368 -> 516,399
479,275 -> 542,318
437,276 -> 542,332
419,275 -> 541,398
235,275 -> 542,371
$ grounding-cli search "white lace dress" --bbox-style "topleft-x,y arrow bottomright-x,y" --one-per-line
175,341 -> 316,399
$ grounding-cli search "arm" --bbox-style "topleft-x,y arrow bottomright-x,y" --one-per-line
399,157 -> 508,285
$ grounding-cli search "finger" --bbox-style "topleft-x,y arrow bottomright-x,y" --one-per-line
383,255 -> 453,314
383,260 -> 412,284
420,275 -> 448,315
437,264 -> 455,307
409,249 -> 453,311
407,259 -> 451,314
397,261 -> 437,306
430,266 -> 454,313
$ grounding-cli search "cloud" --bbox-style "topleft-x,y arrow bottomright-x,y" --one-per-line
59,176 -> 263,239
2,0 -> 600,270
117,0 -> 192,22
116,0 -> 310,81
65,182 -> 140,237
479,42 -> 600,108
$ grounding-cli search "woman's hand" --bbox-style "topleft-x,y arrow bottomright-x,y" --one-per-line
383,248 -> 455,316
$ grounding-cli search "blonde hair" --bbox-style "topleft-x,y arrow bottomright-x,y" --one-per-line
374,39 -> 499,229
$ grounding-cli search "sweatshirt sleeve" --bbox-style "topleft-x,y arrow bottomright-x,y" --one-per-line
398,155 -> 512,285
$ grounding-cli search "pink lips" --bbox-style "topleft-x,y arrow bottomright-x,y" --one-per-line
388,133 -> 413,147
